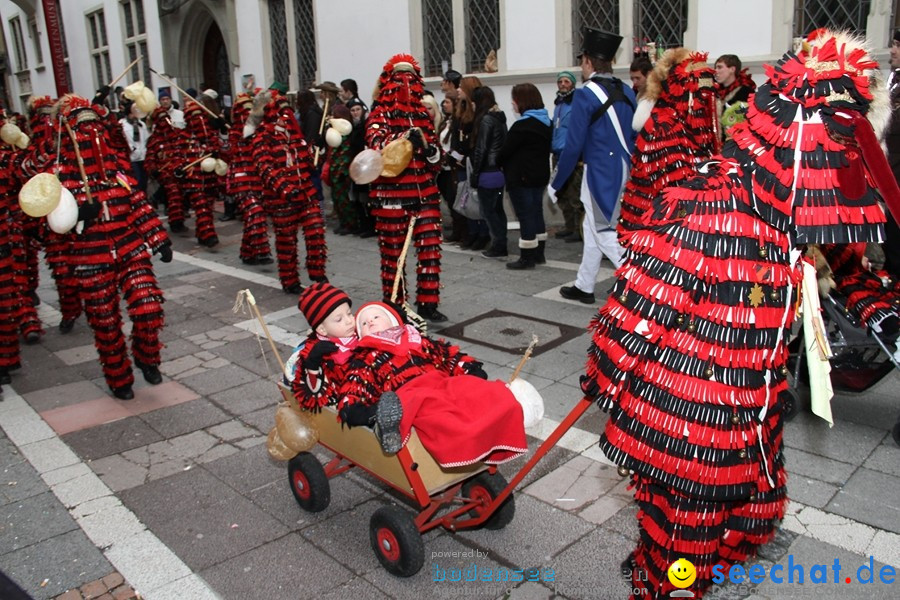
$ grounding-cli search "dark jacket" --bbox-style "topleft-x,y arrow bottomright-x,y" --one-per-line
498,116 -> 552,188
469,109 -> 507,186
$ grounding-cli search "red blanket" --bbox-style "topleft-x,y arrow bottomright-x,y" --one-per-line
396,371 -> 528,468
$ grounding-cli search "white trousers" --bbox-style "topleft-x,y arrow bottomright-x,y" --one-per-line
574,179 -> 624,294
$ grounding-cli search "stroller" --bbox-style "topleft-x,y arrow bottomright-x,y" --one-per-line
787,289 -> 900,446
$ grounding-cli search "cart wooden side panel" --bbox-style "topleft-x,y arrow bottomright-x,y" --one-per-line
280,386 -> 486,497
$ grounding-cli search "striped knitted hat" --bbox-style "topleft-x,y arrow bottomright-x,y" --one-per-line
298,283 -> 351,329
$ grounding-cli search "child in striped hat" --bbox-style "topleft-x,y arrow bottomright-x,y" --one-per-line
288,282 -> 358,410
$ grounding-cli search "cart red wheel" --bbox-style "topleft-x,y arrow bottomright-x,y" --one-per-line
462,471 -> 515,530
369,506 -> 424,577
287,452 -> 330,512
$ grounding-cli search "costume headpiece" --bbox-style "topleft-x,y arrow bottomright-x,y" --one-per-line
578,28 -> 622,61
298,283 -> 351,329
53,94 -> 97,125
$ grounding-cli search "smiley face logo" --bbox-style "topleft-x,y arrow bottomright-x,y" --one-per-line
667,558 -> 696,589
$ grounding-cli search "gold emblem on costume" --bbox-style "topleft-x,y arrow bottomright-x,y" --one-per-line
749,283 -> 764,307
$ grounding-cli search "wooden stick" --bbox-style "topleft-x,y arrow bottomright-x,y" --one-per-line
149,68 -> 220,119
508,335 -> 539,383
109,55 -> 142,88
312,98 -> 331,168
237,290 -> 287,374
181,153 -> 213,172
62,121 -> 95,206
390,217 -> 417,303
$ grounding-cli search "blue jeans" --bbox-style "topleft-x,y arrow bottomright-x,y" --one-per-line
508,186 -> 545,244
478,186 -> 506,250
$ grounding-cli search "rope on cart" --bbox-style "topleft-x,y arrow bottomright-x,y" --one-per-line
233,289 -> 286,376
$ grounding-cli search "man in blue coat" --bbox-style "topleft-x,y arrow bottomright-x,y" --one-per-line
550,28 -> 636,304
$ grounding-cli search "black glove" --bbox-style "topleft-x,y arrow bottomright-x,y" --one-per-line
407,128 -> 426,150
93,85 -> 111,105
158,243 -> 173,263
305,341 -> 338,370
174,167 -> 186,179
210,117 -> 228,134
339,403 -> 377,427
464,363 -> 488,379
77,202 -> 102,227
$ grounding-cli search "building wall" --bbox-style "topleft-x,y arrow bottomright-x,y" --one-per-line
0,0 -> 894,116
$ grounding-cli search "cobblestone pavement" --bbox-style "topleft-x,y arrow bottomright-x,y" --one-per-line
1,205 -> 899,600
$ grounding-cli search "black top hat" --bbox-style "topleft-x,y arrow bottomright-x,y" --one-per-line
443,69 -> 462,87
578,27 -> 623,61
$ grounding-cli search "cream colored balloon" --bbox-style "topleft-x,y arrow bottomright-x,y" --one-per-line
325,127 -> 343,148
123,80 -> 146,100
214,159 -> 228,176
330,118 -> 352,136
19,173 -> 62,217
200,157 -> 217,172
14,132 -> 30,149
135,87 -> 158,115
47,186 -> 79,234
0,122 -> 21,145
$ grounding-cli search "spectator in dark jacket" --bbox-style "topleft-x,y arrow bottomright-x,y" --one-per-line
499,83 -> 552,270
296,90 -> 325,206
469,86 -> 508,258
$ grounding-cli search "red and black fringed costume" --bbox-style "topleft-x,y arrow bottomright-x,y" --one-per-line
146,107 -> 189,232
43,95 -> 171,398
0,112 -> 25,384
620,50 -> 719,234
365,55 -> 444,319
181,101 -> 221,246
323,121 -> 359,233
227,92 -> 271,264
250,90 -> 327,293
819,243 -> 900,336
585,31 -> 890,599
28,95 -> 83,332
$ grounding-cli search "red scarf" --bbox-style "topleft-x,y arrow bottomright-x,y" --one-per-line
318,333 -> 358,365
358,325 -> 426,358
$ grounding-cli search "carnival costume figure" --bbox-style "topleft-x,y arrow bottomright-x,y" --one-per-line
227,91 -> 272,265
249,90 -> 327,294
180,99 -> 221,247
43,95 -> 172,400
620,49 -> 719,234
365,55 -> 446,322
587,30 -> 894,598
146,106 -> 189,233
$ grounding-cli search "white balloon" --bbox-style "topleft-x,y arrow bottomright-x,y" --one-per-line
1,122 -> 21,145
135,86 -> 158,115
214,159 -> 228,176
47,187 -> 79,234
349,149 -> 384,184
330,118 -> 352,136
200,157 -> 217,172
325,128 -> 343,148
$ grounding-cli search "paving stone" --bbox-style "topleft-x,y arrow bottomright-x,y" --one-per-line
52,471 -> 111,510
786,475 -> 840,509
316,577 -> 390,600
0,529 -> 111,600
523,455 -> 621,511
862,443 -> 900,478
159,338 -> 204,361
783,446 -> 858,486
88,455 -> 147,493
139,398 -> 229,438
209,379 -> 280,416
0,459 -> 47,505
203,442 -> 284,494
200,533 -> 354,600
239,407 -> 274,435
177,364 -> 259,396
826,467 -> 900,532
784,413 -> 887,465
119,468 -> 289,571
55,345 -> 100,367
159,355 -> 203,377
206,419 -> 259,443
18,436 -> 81,474
544,527 -> 635,599
456,494 -> 595,569
103,529 -> 191,595
40,398 -> 134,436
22,381 -> 108,413
62,418 -> 163,461
0,491 -> 78,553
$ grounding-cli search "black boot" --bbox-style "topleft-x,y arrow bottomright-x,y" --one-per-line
535,240 -> 546,264
135,361 -> 162,385
417,303 -> 448,322
112,385 -> 134,400
506,247 -> 536,270
219,198 -> 236,221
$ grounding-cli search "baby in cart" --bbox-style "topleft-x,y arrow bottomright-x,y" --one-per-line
287,285 -> 541,466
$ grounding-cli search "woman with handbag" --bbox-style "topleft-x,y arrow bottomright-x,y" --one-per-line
449,77 -> 490,251
499,83 -> 552,269
469,86 -> 508,258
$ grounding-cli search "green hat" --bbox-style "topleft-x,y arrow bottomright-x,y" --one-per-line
557,71 -> 577,84
268,80 -> 288,94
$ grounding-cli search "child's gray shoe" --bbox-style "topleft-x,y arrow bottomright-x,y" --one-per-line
375,391 -> 403,454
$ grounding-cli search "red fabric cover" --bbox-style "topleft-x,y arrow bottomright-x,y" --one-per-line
396,371 -> 527,467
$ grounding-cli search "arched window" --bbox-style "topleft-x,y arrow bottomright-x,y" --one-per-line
293,0 -> 317,90
794,0 -> 872,38
268,0 -> 290,84
572,0 -> 620,64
